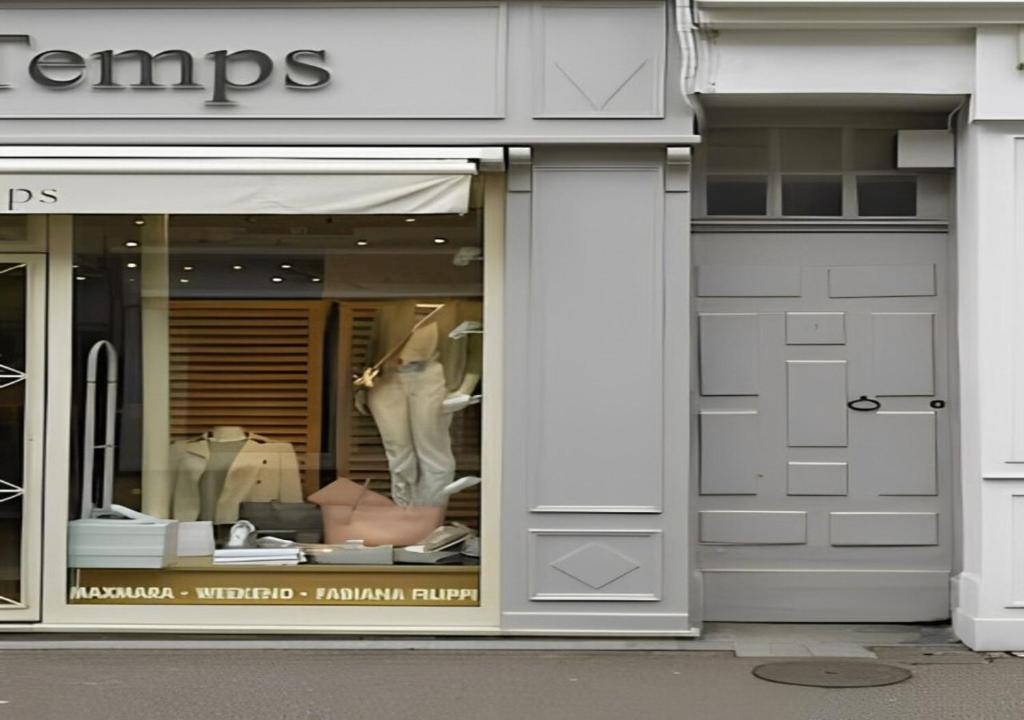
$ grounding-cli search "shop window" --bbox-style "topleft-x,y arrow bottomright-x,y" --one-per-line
781,175 -> 843,216
0,253 -> 27,606
857,176 -> 918,217
68,209 -> 485,609
706,176 -> 768,216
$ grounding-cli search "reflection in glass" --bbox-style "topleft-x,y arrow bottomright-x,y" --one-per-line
857,176 -> 917,217
0,263 -> 27,606
782,175 -> 843,216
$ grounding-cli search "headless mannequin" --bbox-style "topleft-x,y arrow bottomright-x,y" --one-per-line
201,426 -> 248,529
210,425 -> 247,442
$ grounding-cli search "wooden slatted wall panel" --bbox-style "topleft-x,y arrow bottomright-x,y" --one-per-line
169,300 -> 328,498
337,302 -> 482,530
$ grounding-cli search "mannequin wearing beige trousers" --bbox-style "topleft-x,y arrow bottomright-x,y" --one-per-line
352,299 -> 482,507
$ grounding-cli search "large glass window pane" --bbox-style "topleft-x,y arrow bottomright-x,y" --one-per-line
69,207 -> 486,610
781,175 -> 843,216
706,175 -> 768,216
857,176 -> 917,217
781,128 -> 842,172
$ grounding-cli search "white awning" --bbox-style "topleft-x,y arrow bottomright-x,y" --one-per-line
0,147 -> 503,215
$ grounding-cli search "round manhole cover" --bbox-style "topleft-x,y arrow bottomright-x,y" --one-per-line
752,661 -> 912,688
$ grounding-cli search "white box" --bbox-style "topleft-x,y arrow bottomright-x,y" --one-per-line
177,521 -> 215,557
897,130 -> 955,169
68,515 -> 179,569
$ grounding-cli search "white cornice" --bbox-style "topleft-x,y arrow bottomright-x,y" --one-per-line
697,1 -> 1024,28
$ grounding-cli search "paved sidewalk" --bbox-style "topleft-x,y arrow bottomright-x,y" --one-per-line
0,647 -> 1021,720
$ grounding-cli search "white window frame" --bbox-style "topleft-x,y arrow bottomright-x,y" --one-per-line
28,157 -> 505,634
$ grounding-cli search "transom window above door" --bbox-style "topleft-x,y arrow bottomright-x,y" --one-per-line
698,127 -> 950,220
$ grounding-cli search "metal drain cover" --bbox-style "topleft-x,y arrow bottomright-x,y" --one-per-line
752,661 -> 912,688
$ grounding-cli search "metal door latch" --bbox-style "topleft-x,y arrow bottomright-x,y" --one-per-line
847,395 -> 881,411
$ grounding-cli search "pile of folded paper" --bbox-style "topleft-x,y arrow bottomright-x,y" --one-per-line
213,547 -> 304,566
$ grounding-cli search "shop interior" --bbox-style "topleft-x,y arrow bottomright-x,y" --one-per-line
65,195 -> 486,606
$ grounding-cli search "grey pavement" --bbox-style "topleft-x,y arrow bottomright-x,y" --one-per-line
0,646 -> 1022,720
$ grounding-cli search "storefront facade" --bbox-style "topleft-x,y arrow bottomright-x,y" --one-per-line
8,0 -> 1024,649
0,1 -> 699,635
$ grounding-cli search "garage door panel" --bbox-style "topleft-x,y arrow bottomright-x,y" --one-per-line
699,313 -> 759,396
855,411 -> 937,496
871,313 -> 935,396
786,360 -> 848,447
828,264 -> 936,298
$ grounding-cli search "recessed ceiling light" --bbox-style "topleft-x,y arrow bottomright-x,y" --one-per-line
178,278 -> 190,284
133,218 -> 145,226
433,237 -> 448,245
232,264 -> 244,271
311,277 -> 322,283
126,262 -> 138,269
124,241 -> 139,248
182,265 -> 194,271
356,240 -> 369,247
404,217 -> 416,223
271,276 -> 285,283
280,263 -> 293,270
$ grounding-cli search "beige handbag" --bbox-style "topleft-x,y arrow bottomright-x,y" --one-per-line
308,477 -> 443,547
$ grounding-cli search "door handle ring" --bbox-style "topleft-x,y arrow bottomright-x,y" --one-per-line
847,395 -> 881,412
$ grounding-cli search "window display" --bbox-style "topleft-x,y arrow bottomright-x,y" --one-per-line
67,208 -> 485,607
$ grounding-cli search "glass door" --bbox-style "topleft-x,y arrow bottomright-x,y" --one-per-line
0,256 -> 44,621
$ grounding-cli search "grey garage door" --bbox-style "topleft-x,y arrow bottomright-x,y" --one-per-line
694,230 -> 953,622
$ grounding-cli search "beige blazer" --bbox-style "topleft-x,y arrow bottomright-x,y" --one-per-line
171,432 -> 304,524
365,299 -> 483,392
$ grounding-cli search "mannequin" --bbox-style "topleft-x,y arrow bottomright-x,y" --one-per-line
210,425 -> 246,442
201,426 -> 249,522
351,299 -> 482,507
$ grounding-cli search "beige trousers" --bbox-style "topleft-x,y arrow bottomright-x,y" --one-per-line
367,360 -> 455,507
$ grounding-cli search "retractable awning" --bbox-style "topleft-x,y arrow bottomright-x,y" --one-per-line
0,146 -> 504,215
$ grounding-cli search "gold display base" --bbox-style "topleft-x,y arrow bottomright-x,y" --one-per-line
71,559 -> 480,607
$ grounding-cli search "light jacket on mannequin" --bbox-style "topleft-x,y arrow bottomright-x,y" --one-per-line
169,427 -> 303,524
347,299 -> 482,507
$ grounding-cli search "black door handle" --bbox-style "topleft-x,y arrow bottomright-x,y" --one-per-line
847,395 -> 881,412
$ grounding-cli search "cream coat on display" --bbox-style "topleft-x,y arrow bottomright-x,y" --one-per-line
170,432 -> 303,524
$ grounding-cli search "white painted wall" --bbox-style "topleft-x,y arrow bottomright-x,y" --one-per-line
952,118 -> 1024,650
698,29 -> 974,96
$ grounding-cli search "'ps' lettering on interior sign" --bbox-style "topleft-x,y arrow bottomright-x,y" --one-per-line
0,35 -> 331,107
7,188 -> 58,211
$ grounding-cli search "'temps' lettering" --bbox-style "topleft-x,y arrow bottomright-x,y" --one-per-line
0,35 -> 331,107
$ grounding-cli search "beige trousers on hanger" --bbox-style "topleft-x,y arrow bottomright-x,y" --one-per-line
367,360 -> 455,507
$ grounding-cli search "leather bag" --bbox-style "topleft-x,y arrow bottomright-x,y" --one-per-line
238,501 -> 323,544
